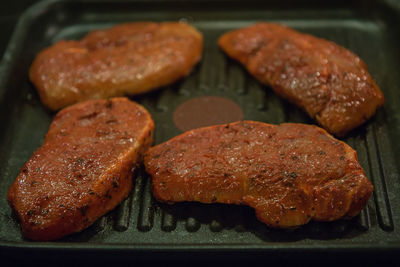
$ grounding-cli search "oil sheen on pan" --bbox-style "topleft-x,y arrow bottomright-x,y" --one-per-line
173,96 -> 243,132
218,23 -> 384,136
144,121 -> 373,228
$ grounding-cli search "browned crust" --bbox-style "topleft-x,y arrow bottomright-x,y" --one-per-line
218,23 -> 384,136
7,97 -> 154,240
144,120 -> 373,228
29,22 -> 203,110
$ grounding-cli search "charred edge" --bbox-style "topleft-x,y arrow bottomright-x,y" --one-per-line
106,99 -> 113,109
112,178 -> 119,188
79,204 -> 89,217
79,111 -> 99,120
248,40 -> 267,59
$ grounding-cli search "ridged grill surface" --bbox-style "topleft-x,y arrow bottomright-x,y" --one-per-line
0,0 -> 399,249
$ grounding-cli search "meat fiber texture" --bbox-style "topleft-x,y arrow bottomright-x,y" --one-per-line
144,121 -> 373,228
218,23 -> 384,136
30,22 -> 203,110
7,97 -> 154,240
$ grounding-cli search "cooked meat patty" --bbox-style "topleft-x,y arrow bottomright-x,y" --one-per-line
7,97 -> 154,240
218,23 -> 384,136
144,121 -> 373,228
30,22 -> 203,110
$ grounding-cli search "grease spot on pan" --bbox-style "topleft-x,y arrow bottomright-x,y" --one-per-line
173,96 -> 243,132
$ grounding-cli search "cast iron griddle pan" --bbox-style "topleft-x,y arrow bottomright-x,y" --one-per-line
0,0 -> 399,261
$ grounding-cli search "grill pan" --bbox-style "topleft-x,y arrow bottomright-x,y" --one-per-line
1,0 -> 400,261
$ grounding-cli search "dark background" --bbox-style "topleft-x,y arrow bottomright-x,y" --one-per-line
0,0 -> 38,59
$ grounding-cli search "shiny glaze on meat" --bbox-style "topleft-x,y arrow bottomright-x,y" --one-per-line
30,22 -> 203,110
218,23 -> 384,136
7,97 -> 154,240
144,121 -> 373,228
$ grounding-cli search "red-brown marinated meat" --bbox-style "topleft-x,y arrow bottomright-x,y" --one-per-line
7,97 -> 154,240
30,22 -> 203,110
144,121 -> 373,228
218,23 -> 384,136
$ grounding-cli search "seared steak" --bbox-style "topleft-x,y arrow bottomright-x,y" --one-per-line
30,22 -> 203,110
218,23 -> 384,136
8,97 -> 154,240
145,121 -> 373,228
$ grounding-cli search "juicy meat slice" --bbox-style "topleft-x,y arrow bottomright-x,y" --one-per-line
30,22 -> 203,110
144,121 -> 373,228
218,23 -> 384,136
7,97 -> 154,240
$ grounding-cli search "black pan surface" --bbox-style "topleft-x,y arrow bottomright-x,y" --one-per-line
0,0 -> 399,261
